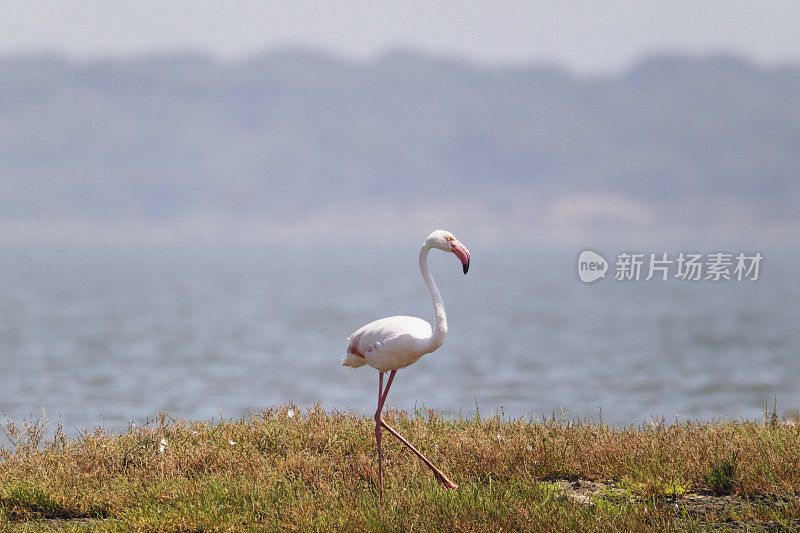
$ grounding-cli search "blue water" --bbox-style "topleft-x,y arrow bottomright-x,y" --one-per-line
0,242 -> 798,437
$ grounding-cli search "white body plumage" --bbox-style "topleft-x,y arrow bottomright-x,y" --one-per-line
342,315 -> 440,372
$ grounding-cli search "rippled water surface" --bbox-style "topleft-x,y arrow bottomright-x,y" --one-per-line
1,242 -> 798,434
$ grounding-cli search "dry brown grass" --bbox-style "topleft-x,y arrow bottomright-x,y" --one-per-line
1,405 -> 799,531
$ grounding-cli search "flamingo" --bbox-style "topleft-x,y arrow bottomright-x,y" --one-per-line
342,229 -> 470,501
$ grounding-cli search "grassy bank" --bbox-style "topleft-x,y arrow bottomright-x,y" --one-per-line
1,406 -> 799,531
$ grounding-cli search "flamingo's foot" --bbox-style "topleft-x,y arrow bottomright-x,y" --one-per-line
434,472 -> 458,490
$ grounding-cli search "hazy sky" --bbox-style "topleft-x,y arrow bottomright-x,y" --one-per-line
1,1 -> 799,72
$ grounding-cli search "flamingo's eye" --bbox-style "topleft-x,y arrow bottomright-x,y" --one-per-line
445,236 -> 454,242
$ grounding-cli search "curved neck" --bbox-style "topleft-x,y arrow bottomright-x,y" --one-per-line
419,243 -> 447,351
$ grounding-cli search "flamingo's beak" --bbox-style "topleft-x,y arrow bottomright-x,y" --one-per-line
451,239 -> 470,274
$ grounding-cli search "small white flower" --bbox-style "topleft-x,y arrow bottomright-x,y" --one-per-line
191,431 -> 198,435
526,444 -> 533,451
159,438 -> 168,453
287,409 -> 295,419
495,434 -> 503,441
218,504 -> 224,511
229,440 -> 236,446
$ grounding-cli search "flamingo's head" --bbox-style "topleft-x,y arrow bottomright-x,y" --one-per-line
425,230 -> 470,274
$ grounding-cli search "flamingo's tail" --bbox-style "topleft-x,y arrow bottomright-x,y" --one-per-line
342,352 -> 367,368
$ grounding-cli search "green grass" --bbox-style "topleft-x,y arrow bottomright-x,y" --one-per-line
704,452 -> 739,495
1,406 -> 798,531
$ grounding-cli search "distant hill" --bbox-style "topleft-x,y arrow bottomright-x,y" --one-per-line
0,50 -> 798,240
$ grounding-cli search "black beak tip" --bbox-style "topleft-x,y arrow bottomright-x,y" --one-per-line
463,262 -> 469,275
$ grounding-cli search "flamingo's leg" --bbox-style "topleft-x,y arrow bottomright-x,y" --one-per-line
375,372 -> 385,502
380,369 -> 396,407
378,370 -> 458,490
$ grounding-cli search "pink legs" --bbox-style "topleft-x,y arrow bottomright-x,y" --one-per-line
374,369 -> 458,501
375,372 -> 386,501
374,370 -> 398,501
